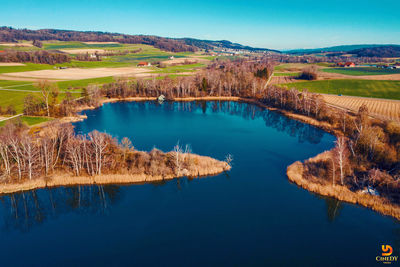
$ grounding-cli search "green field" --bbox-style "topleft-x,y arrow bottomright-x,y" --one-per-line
43,41 -> 123,50
57,76 -> 115,90
274,72 -> 300,76
322,67 -> 400,76
283,79 -> 400,100
0,41 -> 199,71
0,63 -> 55,73
274,63 -> 312,72
0,116 -> 51,127
153,63 -> 205,73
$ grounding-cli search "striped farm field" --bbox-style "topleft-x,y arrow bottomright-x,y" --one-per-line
322,95 -> 400,122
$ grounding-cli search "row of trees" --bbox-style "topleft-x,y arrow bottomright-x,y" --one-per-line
0,50 -> 70,64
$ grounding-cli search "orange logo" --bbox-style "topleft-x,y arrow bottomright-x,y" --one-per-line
382,245 -> 393,256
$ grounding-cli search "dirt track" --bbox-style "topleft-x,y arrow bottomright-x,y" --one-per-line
0,63 -> 26,66
322,94 -> 400,122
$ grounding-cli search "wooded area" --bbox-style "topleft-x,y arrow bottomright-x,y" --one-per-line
0,27 -> 197,52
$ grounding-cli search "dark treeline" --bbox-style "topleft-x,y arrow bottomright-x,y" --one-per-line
0,27 -> 197,53
270,54 -> 392,64
0,50 -> 70,64
349,46 -> 400,58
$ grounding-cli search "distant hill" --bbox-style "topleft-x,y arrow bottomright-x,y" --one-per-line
285,44 -> 400,55
181,38 -> 280,53
0,26 -> 275,53
348,46 -> 400,58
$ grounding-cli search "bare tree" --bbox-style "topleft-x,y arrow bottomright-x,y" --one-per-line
121,137 -> 134,161
38,80 -> 53,117
225,154 -> 233,167
334,136 -> 348,185
0,140 -> 11,179
89,131 -> 108,175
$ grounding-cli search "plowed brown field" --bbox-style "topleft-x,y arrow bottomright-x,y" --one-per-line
322,94 -> 400,122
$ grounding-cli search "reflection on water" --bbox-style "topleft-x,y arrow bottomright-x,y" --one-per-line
0,185 -> 122,232
324,197 -> 343,222
125,101 -> 324,144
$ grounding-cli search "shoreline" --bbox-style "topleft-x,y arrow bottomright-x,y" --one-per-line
0,154 -> 230,195
35,96 -> 400,221
287,151 -> 400,221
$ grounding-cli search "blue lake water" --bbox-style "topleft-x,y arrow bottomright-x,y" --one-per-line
0,101 -> 399,266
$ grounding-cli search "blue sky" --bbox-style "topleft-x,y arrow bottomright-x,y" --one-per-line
1,0 -> 399,50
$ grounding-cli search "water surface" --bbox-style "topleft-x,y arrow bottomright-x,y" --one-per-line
0,101 -> 398,266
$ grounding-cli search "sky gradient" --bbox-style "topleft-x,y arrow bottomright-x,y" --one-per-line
1,0 -> 400,50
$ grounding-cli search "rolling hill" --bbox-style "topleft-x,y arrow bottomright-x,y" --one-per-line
285,44 -> 400,55
0,26 -> 276,53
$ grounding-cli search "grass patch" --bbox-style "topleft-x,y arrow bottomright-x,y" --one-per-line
274,72 -> 300,76
282,79 -> 400,100
57,76 -> 115,90
0,90 -> 80,113
43,41 -> 123,50
0,90 -> 39,112
0,63 -> 54,73
0,116 -> 51,127
153,63 -> 205,73
21,116 -> 51,126
274,63 -> 311,72
322,67 -> 400,76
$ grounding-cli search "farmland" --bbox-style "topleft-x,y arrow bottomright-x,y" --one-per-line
0,40 -> 216,126
0,116 -> 51,127
273,72 -> 300,76
282,79 -> 400,100
322,94 -> 400,122
322,67 -> 400,76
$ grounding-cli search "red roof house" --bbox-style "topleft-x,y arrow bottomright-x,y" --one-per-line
344,62 -> 356,67
137,61 -> 150,67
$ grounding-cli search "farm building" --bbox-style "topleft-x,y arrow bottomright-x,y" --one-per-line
137,61 -> 151,67
344,62 -> 356,67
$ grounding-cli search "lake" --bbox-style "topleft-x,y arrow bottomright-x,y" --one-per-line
0,101 -> 398,266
